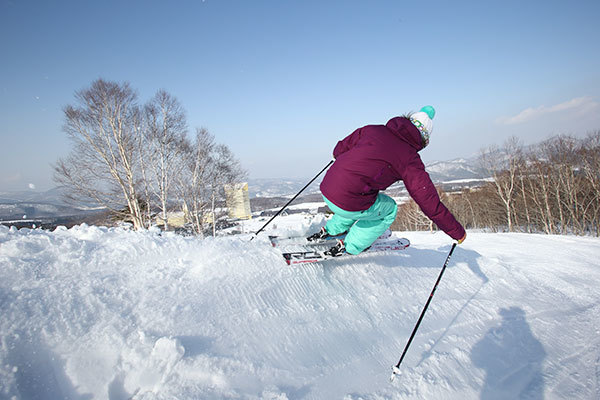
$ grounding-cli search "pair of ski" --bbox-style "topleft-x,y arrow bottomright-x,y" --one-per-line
270,232 -> 410,265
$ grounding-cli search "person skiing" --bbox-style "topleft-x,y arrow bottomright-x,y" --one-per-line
308,106 -> 466,256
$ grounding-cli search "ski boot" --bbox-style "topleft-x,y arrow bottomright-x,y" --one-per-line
307,227 -> 330,242
324,240 -> 346,257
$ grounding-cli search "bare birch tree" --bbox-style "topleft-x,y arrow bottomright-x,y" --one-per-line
176,128 -> 214,236
580,131 -> 600,235
54,79 -> 147,229
206,143 -> 246,236
543,136 -> 584,233
142,90 -> 188,230
174,128 -> 246,236
479,137 -> 522,232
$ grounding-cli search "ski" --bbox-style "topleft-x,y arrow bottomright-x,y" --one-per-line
269,233 -> 346,248
282,238 -> 410,265
270,229 -> 391,248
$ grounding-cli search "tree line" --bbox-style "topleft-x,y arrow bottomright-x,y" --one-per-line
393,132 -> 600,236
55,79 -> 245,234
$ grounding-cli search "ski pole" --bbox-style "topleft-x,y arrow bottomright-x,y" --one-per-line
250,159 -> 334,240
390,242 -> 457,382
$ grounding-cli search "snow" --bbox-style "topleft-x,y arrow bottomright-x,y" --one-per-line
285,202 -> 326,211
1,217 -> 600,399
440,177 -> 495,185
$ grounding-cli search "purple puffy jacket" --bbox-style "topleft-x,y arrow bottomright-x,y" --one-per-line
320,116 -> 465,240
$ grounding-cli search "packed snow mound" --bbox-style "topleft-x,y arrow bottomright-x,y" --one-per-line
1,220 -> 600,399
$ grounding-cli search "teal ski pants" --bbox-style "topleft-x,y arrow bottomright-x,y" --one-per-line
323,193 -> 398,254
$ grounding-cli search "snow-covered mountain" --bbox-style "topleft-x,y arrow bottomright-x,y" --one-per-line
247,178 -> 321,198
0,157 -> 487,222
1,215 -> 599,399
425,157 -> 487,182
0,187 -> 103,222
248,157 -> 489,199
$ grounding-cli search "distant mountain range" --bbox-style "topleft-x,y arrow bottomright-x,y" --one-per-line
0,187 -> 103,224
0,157 -> 490,223
0,187 -> 68,206
425,156 -> 487,182
248,156 -> 489,198
247,178 -> 322,198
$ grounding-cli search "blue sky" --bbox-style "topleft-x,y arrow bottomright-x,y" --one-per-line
1,0 -> 599,191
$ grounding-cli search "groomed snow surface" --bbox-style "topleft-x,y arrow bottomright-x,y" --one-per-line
1,214 -> 600,399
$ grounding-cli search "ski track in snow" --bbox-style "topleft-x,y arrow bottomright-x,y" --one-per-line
1,218 -> 600,399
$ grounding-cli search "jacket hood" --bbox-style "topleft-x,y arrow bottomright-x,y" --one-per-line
385,116 -> 424,151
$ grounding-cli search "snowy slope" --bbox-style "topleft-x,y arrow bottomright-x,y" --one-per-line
1,218 -> 600,399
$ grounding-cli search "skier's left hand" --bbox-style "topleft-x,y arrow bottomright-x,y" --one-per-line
457,232 -> 467,244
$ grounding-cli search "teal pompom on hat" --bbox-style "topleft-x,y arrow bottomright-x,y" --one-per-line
420,105 -> 435,119
410,105 -> 435,147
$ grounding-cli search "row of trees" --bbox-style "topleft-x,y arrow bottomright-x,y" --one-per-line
55,79 -> 245,234
393,132 -> 600,236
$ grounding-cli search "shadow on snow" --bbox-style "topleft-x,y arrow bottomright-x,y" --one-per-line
471,307 -> 547,400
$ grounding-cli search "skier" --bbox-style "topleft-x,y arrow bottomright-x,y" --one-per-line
308,106 -> 466,256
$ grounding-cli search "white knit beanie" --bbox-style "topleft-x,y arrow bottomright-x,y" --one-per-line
410,105 -> 435,147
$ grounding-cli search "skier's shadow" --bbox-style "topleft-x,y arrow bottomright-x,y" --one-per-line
470,307 -> 547,399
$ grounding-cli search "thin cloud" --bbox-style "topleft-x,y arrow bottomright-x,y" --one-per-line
0,173 -> 22,184
497,97 -> 599,125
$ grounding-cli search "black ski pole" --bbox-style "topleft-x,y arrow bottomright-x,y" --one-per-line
250,159 -> 334,240
390,242 -> 457,382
